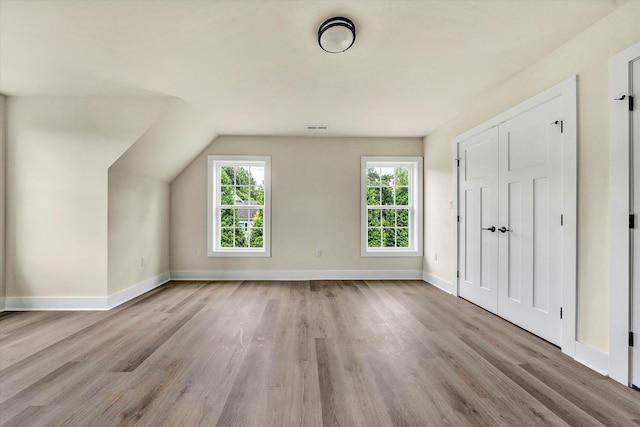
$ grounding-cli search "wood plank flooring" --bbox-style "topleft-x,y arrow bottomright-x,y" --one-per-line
1,280 -> 639,426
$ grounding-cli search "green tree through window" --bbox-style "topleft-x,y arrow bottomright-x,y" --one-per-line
209,156 -> 270,256
366,166 -> 410,249
362,157 -> 422,256
218,165 -> 264,249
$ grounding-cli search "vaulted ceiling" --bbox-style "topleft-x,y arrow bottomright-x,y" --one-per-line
0,0 -> 627,138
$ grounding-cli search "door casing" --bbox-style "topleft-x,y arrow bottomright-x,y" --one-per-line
631,58 -> 640,388
608,42 -> 640,386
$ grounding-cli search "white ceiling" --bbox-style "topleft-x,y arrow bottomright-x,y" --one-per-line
0,0 -> 627,138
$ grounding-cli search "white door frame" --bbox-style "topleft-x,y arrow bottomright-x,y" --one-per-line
608,42 -> 640,386
452,76 -> 578,357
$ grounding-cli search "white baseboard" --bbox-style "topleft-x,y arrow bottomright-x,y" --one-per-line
422,271 -> 455,294
171,269 -> 424,281
108,272 -> 171,309
4,296 -> 109,311
574,341 -> 609,376
3,272 -> 171,311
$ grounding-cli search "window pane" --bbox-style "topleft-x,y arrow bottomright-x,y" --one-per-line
220,228 -> 234,247
251,208 -> 264,227
396,187 -> 409,205
397,209 -> 409,227
397,228 -> 409,247
220,208 -> 235,227
235,226 -> 248,248
235,166 -> 251,185
367,168 -> 380,186
221,166 -> 234,185
221,185 -> 234,205
235,186 -> 249,203
367,187 -> 380,205
250,166 -> 265,187
382,209 -> 396,227
395,167 -> 409,186
250,186 -> 264,205
367,209 -> 381,227
250,228 -> 263,248
383,227 -> 396,247
380,167 -> 395,186
381,187 -> 394,205
238,208 -> 251,226
368,228 -> 382,248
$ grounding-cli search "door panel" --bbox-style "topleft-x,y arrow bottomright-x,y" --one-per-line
533,177 -> 551,312
533,177 -> 550,312
458,127 -> 499,313
498,96 -> 563,346
507,181 -> 523,302
507,124 -> 549,171
480,186 -> 493,290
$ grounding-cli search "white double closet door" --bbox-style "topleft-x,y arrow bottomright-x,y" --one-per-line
458,96 -> 563,346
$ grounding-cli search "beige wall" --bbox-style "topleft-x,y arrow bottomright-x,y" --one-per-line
108,170 -> 170,295
5,97 -> 170,297
423,1 -> 640,352
0,94 -> 5,303
171,136 -> 423,273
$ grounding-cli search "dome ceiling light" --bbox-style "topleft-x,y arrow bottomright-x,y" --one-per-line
318,17 -> 356,53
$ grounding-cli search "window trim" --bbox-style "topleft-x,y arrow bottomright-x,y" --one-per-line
361,156 -> 423,257
208,155 -> 271,257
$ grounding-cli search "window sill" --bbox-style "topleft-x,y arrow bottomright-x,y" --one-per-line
208,250 -> 271,258
361,249 -> 423,257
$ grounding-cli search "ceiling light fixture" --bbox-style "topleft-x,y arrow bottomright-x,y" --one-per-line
318,17 -> 356,53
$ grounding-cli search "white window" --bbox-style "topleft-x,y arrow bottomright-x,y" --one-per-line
361,157 -> 423,257
208,156 -> 271,257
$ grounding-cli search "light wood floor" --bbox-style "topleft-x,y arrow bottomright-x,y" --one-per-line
1,280 -> 639,426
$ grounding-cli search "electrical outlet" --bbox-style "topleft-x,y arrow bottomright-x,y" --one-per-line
141,256 -> 146,267
196,248 -> 202,257
434,252 -> 438,261
316,249 -> 322,257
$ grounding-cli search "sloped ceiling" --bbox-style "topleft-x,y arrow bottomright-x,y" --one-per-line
0,0 -> 628,139
6,96 -> 176,166
110,99 -> 217,183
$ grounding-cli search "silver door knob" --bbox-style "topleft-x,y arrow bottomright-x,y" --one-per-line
498,226 -> 511,233
482,226 -> 496,232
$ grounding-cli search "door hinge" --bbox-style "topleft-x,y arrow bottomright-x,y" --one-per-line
456,158 -> 460,167
560,307 -> 563,319
561,214 -> 564,226
551,120 -> 564,133
630,214 -> 636,229
630,331 -> 635,347
457,215 -> 460,223
614,94 -> 634,111
457,270 -> 460,278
